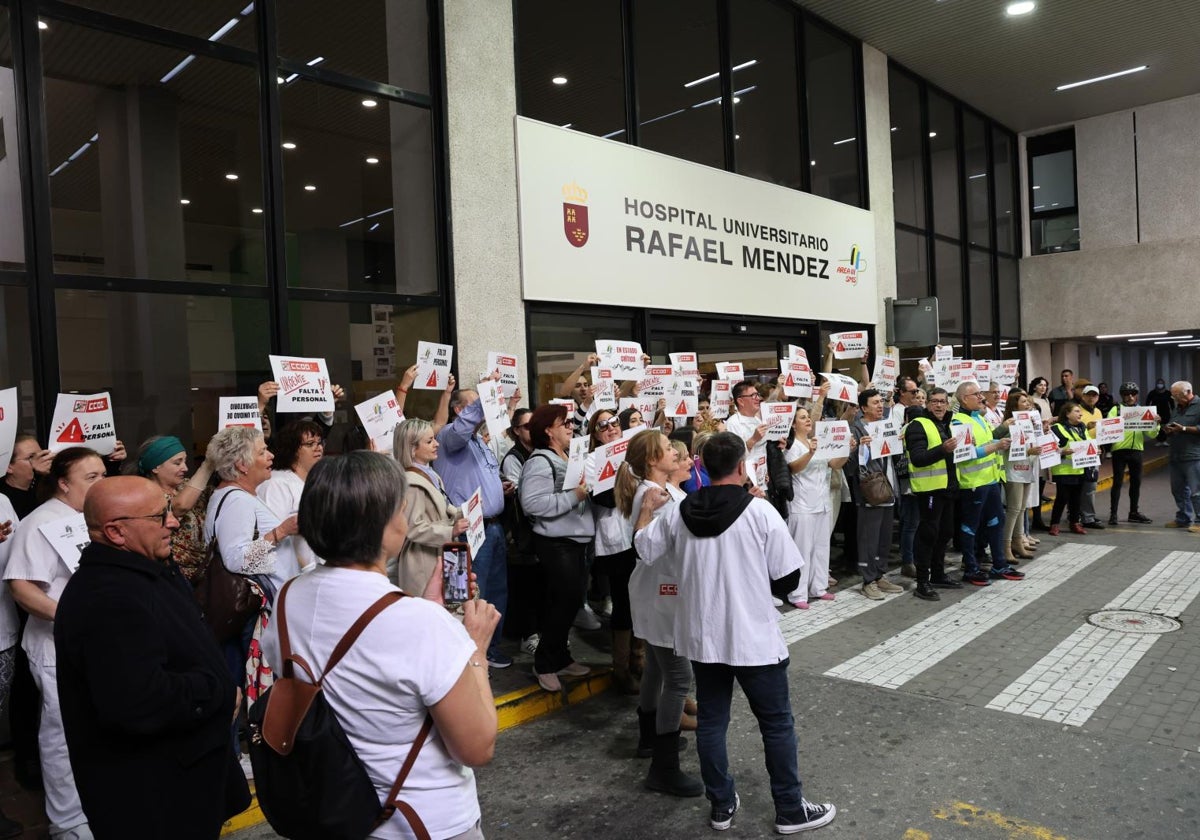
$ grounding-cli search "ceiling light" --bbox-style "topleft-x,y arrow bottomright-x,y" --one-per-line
284,73 -> 299,84
277,75 -> 285,84
366,207 -> 393,218
1032,185 -> 1041,189
833,137 -> 856,145
362,98 -> 378,108
1176,342 -> 1200,348
683,58 -> 757,88
1096,332 -> 1166,339
968,173 -> 987,179
735,134 -> 740,140
365,156 -> 379,164
339,217 -> 364,228
282,141 -> 297,150
1129,334 -> 1191,342
180,198 -> 190,205
38,20 -> 48,30
1154,338 -> 1199,345
306,56 -> 325,66
208,18 -> 239,41
890,127 -> 898,132
160,55 -> 197,84
1057,65 -> 1147,91
304,184 -> 317,191
552,76 -> 567,85
928,131 -> 937,138
1005,2 -> 1036,16
732,97 -> 741,104
810,160 -> 816,166
561,123 -> 573,129
252,208 -> 263,214
225,173 -> 239,181
369,222 -> 381,232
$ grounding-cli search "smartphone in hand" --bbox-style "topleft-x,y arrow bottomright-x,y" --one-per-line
441,542 -> 472,608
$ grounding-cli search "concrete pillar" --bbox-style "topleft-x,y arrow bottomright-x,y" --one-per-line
863,44 -> 896,331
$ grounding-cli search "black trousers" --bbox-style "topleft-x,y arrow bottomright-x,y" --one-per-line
914,491 -> 956,583
595,548 -> 636,632
1110,449 -> 1144,516
1051,481 -> 1083,525
532,535 -> 590,675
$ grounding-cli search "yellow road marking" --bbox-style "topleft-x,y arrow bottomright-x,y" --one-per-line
902,830 -> 932,840
932,801 -> 1070,839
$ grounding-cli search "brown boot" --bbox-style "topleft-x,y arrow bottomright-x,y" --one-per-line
1012,538 -> 1034,559
611,630 -> 640,695
629,636 -> 645,678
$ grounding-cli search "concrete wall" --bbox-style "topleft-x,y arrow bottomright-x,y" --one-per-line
863,44 -> 897,332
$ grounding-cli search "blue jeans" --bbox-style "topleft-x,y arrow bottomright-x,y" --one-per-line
476,521 -> 509,657
1168,459 -> 1200,525
959,482 -> 1008,574
692,659 -> 803,815
898,495 -> 919,565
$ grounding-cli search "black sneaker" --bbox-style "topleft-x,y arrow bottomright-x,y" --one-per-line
711,793 -> 740,831
1085,520 -> 1106,530
1128,512 -> 1153,524
930,576 -> 964,589
989,566 -> 1025,580
963,571 -> 991,587
914,583 -> 940,602
1108,515 -> 1119,526
775,800 -> 837,834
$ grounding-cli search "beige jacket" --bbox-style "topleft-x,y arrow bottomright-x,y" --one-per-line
391,466 -> 462,593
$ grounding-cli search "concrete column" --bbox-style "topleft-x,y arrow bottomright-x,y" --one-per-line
441,0 -> 526,396
862,44 -> 896,331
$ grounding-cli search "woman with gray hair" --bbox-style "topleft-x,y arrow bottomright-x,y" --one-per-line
261,452 -> 500,839
392,418 -> 468,593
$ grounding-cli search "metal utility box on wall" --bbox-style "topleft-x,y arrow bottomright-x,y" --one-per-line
885,297 -> 940,348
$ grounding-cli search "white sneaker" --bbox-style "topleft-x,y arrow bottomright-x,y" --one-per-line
239,753 -> 254,781
573,605 -> 602,630
521,634 -> 540,655
771,596 -> 784,607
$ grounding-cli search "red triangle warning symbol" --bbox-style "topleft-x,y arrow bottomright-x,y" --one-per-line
880,441 -> 891,456
1143,410 -> 1155,421
835,341 -> 846,352
57,417 -> 85,445
839,387 -> 850,401
676,400 -> 688,415
1087,443 -> 1097,455
598,461 -> 616,481
425,370 -> 439,388
785,373 -> 795,387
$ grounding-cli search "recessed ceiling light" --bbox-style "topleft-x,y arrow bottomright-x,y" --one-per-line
277,76 -> 285,84
732,97 -> 741,104
362,98 -> 378,108
225,173 -> 238,181
1006,2 -> 1036,16
735,134 -> 740,140
552,76 -> 568,85
38,20 -> 48,30
365,156 -> 380,164
928,131 -> 937,138
282,142 -> 297,150
810,160 -> 816,166
252,208 -> 263,214
1129,334 -> 1191,342
1056,65 -> 1148,91
1032,185 -> 1041,189
1095,332 -> 1166,339
304,184 -> 317,191
890,127 -> 898,132
180,198 -> 190,205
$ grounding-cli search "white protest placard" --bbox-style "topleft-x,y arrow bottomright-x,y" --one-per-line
709,380 -> 732,419
1008,422 -> 1033,461
974,359 -> 994,384
714,361 -> 744,381
813,420 -> 851,461
996,360 -> 1021,386
38,512 -> 89,574
1013,409 -> 1041,429
947,360 -> 976,391
414,341 -> 454,390
1071,438 -> 1102,469
934,345 -> 954,362
596,340 -> 644,381
665,376 -> 699,418
463,487 -> 486,559
354,391 -> 406,453
486,352 -> 520,398
593,437 -> 630,493
549,398 -> 577,415
560,436 -> 589,491
618,396 -> 658,423
748,453 -> 769,488
786,344 -> 808,363
759,402 -> 795,442
269,355 -> 336,413
830,330 -> 869,360
1094,416 -> 1125,446
218,397 -> 263,432
952,423 -> 976,464
637,365 -> 675,398
865,417 -> 903,459
1120,405 -> 1159,432
669,352 -> 699,377
477,379 -> 511,442
1037,433 -> 1061,469
591,366 -> 617,411
50,392 -> 116,455
820,372 -> 859,405
0,388 -> 18,475
779,359 -> 813,399
871,347 -> 899,392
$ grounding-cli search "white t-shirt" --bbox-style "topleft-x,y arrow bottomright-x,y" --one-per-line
785,440 -> 831,515
261,566 -> 479,840
0,496 -> 20,650
205,486 -> 296,593
627,481 -> 685,647
635,495 -> 802,666
257,470 -> 319,571
2,498 -> 76,665
724,411 -> 766,460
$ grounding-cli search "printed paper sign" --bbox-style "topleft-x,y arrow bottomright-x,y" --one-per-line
830,330 -> 869,360
871,347 -> 899,392
477,379 -> 511,442
1094,416 -> 1125,446
596,340 -> 644,381
779,359 -> 813,399
669,352 -> 699,377
952,423 -> 976,464
709,380 -> 732,419
486,352 -> 520,398
561,436 -> 589,490
714,361 -> 744,381
218,397 -> 263,432
593,437 -> 630,493
591,366 -> 617,411
1120,405 -> 1159,432
934,345 -> 954,361
618,397 -> 658,424
945,360 -> 975,391
354,391 -> 406,453
813,421 -> 851,461
1008,422 -> 1033,461
820,372 -> 859,405
865,417 -> 902,459
464,487 -> 486,559
748,453 -> 768,488
549,398 -> 577,415
49,392 -> 116,455
1071,439 -> 1101,469
0,388 -> 17,475
974,359 -> 994,385
269,355 -> 335,412
1013,409 -> 1042,429
637,366 -> 675,398
786,344 -> 808,363
414,341 -> 454,390
665,376 -> 699,418
759,402 -> 796,442
1037,433 -> 1061,469
38,512 -> 90,574
996,360 -> 1021,386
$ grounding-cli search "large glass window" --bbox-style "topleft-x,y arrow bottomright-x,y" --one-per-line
1,6 -> 26,271
895,229 -> 928,299
1,285 -> 35,430
515,0 -> 625,138
1028,128 -> 1079,254
730,0 -> 801,189
968,246 -> 993,345
805,23 -> 860,207
58,1 -> 258,50
889,68 -> 924,229
934,240 -> 962,335
993,127 -> 1016,255
997,256 -> 1019,338
962,111 -> 990,249
529,306 -> 637,405
928,91 -> 959,240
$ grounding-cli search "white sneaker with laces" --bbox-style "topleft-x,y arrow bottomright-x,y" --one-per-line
521,634 -> 540,655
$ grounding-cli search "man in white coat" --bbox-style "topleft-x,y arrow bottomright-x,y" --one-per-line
633,432 -> 836,835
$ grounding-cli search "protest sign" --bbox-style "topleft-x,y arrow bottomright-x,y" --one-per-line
665,376 -> 699,417
1013,409 -> 1042,428
561,436 -> 589,490
871,347 -> 899,392
591,366 -> 617,411
1120,405 -> 1159,432
974,359 -> 994,384
709,380 -> 731,419
50,392 -> 116,455
548,398 -> 577,415
596,340 -> 644,380
952,423 -> 976,464
996,360 -> 1021,386
218,397 -> 263,431
414,341 -> 454,390
813,421 -> 851,461
786,344 -> 808,363
780,359 -> 813,399
748,453 -> 768,488
1094,416 -> 1125,446
637,366 -> 675,398
1037,433 -> 1061,469
477,379 -> 511,442
464,487 -> 485,559
269,355 -> 336,412
0,388 -> 18,475
354,391 -> 406,453
830,330 -> 869,360
759,402 -> 795,442
1071,438 -> 1101,469
669,352 -> 699,377
713,362 -> 744,381
486,352 -> 520,398
865,417 -> 902,458
593,437 -> 630,493
618,396 -> 658,423
38,512 -> 89,574
820,372 -> 859,405
934,345 -> 954,361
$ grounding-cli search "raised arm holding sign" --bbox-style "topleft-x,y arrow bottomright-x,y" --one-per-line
415,341 -> 454,390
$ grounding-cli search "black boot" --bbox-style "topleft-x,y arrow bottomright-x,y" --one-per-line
636,707 -> 655,758
645,731 -> 704,797
914,581 -> 941,601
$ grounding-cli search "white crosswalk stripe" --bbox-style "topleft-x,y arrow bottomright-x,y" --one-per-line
822,543 -> 1115,689
778,573 -> 902,645
985,550 -> 1200,726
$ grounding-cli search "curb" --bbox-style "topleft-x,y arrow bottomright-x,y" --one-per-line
220,669 -> 614,836
1038,451 -> 1168,515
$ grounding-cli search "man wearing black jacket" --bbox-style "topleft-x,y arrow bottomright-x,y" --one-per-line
903,388 -> 965,600
54,477 -> 250,839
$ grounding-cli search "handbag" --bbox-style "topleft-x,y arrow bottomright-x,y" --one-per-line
194,490 -> 262,644
859,469 -> 895,506
249,580 -> 432,840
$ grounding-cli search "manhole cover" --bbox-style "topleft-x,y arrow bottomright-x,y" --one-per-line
1086,609 -> 1181,634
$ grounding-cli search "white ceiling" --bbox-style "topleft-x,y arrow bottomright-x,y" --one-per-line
794,0 -> 1200,133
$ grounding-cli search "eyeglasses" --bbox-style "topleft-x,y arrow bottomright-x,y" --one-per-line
736,392 -> 762,401
928,398 -> 949,404
559,418 -> 578,429
300,439 -> 325,449
512,423 -> 530,431
961,391 -> 981,399
594,417 -> 620,431
111,496 -> 173,528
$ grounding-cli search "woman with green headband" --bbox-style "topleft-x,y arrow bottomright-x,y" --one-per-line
124,435 -> 215,580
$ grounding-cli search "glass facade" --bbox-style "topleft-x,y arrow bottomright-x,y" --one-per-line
0,0 -> 448,451
1027,128 -> 1079,255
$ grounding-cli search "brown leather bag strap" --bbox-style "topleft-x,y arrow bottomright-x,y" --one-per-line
322,591 -> 405,679
375,714 -> 435,837
275,578 -> 297,679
